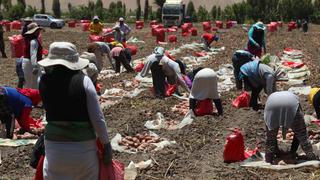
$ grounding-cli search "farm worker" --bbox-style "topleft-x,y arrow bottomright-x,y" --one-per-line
232,50 -> 255,90
296,19 -> 302,29
87,42 -> 114,70
0,86 -> 42,139
201,33 -> 219,52
141,47 -> 190,97
22,23 -> 44,89
189,68 -> 223,116
104,26 -> 126,43
247,22 -> 266,57
239,60 -> 276,111
15,17 -> 34,89
22,17 -> 33,37
187,67 -> 204,82
302,19 -> 308,33
81,52 -> 99,85
110,45 -> 134,73
89,16 -> 104,35
38,42 -> 112,179
0,24 -> 7,58
118,17 -> 131,42
264,91 -> 319,164
308,88 -> 320,119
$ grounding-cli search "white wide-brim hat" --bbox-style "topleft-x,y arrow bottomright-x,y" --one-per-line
38,42 -> 89,70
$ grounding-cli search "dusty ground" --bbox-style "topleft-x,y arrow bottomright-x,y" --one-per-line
1,23 -> 320,179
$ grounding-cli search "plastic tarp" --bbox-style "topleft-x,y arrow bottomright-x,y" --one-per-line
144,112 -> 194,130
241,152 -> 320,170
110,132 -> 176,154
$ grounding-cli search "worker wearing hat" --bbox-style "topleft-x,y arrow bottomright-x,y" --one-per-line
22,23 -> 44,89
22,17 -> 33,37
117,17 -> 131,42
89,16 -> 104,35
247,22 -> 267,57
141,47 -> 190,98
38,42 -> 112,179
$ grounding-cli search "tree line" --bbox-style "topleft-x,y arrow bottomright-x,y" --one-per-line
0,0 -> 320,23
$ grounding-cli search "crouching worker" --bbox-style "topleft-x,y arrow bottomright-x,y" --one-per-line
110,44 -> 134,73
189,68 -> 223,116
201,33 -> 219,52
264,91 -> 319,164
308,88 -> 320,119
87,42 -> 113,71
0,86 -> 42,138
232,50 -> 254,90
239,60 -> 276,111
141,47 -> 190,97
38,42 -> 112,179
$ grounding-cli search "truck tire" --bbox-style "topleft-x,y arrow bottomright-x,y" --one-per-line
50,23 -> 57,29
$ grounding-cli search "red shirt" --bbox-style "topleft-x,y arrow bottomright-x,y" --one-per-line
202,33 -> 214,42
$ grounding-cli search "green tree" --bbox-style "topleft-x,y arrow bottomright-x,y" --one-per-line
154,0 -> 165,21
52,0 -> 61,18
197,5 -> 209,22
2,0 -> 12,11
17,0 -> 25,9
96,0 -> 103,9
136,0 -> 141,20
144,0 -> 149,21
210,5 -> 217,20
186,1 -> 195,17
25,5 -> 38,17
40,0 -> 45,14
7,3 -> 24,20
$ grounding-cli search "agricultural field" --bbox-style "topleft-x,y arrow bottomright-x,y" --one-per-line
1,22 -> 320,179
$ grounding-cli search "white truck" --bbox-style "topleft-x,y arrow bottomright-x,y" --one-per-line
162,0 -> 186,27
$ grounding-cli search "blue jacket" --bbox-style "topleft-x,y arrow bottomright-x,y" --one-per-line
248,23 -> 266,49
4,87 -> 32,117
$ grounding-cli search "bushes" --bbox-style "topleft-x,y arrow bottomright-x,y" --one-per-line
7,3 -> 25,20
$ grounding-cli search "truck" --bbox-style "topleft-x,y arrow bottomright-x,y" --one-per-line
162,0 -> 185,27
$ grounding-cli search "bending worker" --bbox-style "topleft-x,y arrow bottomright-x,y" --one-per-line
189,68 -> 223,116
0,86 -> 42,138
232,50 -> 254,90
247,22 -> 266,57
141,47 -> 190,97
239,60 -> 276,111
201,33 -> 219,52
87,42 -> 114,70
264,91 -> 318,164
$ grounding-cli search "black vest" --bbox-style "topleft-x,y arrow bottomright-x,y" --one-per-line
252,29 -> 264,46
39,67 -> 90,122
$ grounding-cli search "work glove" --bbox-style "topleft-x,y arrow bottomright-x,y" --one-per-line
103,143 -> 113,165
32,67 -> 39,75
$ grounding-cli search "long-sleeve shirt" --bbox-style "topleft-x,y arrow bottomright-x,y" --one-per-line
30,40 -> 39,67
94,42 -> 113,70
141,54 -> 190,92
160,56 -> 190,92
89,22 -> 104,35
248,26 -> 266,49
119,23 -> 131,36
140,54 -> 160,77
83,76 -> 109,144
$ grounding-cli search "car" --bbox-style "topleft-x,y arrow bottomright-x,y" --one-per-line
33,14 -> 65,29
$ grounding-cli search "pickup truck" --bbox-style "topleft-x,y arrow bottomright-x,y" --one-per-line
33,14 -> 65,29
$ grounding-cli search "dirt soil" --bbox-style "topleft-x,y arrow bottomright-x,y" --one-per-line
1,23 -> 320,180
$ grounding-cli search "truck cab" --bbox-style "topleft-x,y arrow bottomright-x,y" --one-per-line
162,0 -> 185,27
